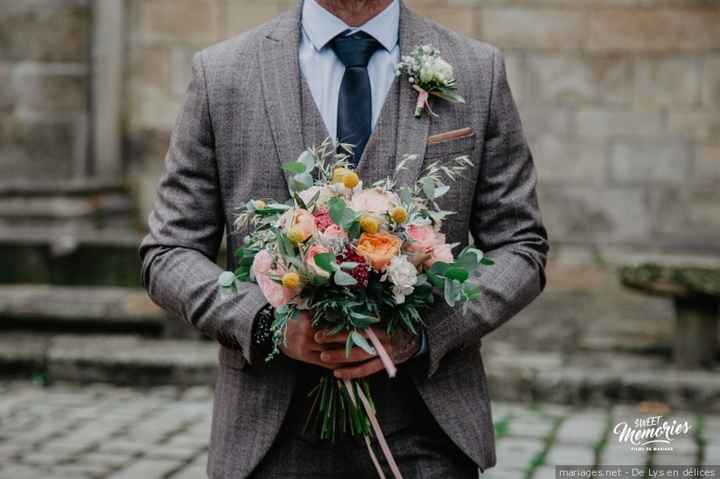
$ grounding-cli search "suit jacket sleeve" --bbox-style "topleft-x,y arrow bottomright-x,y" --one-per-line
423,48 -> 549,378
139,52 -> 267,366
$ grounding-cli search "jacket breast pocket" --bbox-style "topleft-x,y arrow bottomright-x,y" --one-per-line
424,132 -> 476,160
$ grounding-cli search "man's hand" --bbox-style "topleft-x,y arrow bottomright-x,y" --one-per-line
279,311 -> 339,370
315,327 -> 420,380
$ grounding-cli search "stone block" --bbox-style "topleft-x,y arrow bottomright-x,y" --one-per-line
634,57 -> 702,109
647,185 -> 720,248
502,53 -> 525,105
0,118 -> 77,181
538,185 -> 651,243
668,111 -> 720,143
521,108 -> 573,141
588,8 -> 720,53
139,0 -> 220,43
225,0 -> 291,35
128,46 -> 171,93
0,0 -> 90,63
108,458 -> 182,479
702,56 -> 720,108
525,55 -> 633,106
481,8 -> 586,51
555,414 -> 607,446
609,140 -> 691,184
575,109 -> 665,139
169,48 -> 195,96
0,62 -> 13,112
12,63 -> 88,113
406,5 -> 478,38
532,135 -> 606,185
695,145 -> 720,185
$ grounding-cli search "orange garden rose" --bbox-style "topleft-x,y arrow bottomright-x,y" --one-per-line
356,232 -> 402,272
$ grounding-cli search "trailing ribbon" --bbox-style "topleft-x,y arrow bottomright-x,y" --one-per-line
343,379 -> 404,479
366,328 -> 397,378
413,85 -> 438,118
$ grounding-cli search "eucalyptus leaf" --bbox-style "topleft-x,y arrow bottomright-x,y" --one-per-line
340,262 -> 359,270
297,150 -> 316,172
400,187 -> 413,207
292,172 -> 314,192
281,161 -> 306,174
444,267 -> 470,283
217,271 -> 236,288
434,184 -> 450,199
314,253 -> 338,273
431,89 -> 466,104
351,331 -> 376,356
422,177 -> 436,200
334,270 -> 358,286
481,257 -> 495,266
329,197 -> 347,225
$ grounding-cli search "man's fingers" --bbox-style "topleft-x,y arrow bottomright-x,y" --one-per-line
315,330 -> 348,344
333,358 -> 385,380
315,327 -> 391,346
320,347 -> 376,364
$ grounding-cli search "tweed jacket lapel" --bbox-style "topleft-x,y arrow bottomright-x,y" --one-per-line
259,6 -> 305,190
393,5 -> 434,188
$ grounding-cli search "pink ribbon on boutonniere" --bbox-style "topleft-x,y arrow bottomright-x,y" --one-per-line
413,85 -> 438,118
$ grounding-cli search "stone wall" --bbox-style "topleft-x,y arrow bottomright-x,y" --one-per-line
0,0 -> 91,182
5,0 -> 718,255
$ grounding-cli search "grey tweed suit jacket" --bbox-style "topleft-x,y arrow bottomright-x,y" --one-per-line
140,2 -> 548,477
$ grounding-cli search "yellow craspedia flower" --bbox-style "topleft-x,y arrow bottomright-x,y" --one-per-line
390,206 -> 408,224
360,215 -> 380,234
332,167 -> 350,184
342,171 -> 360,189
287,227 -> 306,244
254,200 -> 267,209
281,272 -> 301,289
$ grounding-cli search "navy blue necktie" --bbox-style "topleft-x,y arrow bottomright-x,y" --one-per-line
330,31 -> 382,167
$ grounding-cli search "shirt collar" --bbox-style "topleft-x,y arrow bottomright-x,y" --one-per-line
302,0 -> 400,53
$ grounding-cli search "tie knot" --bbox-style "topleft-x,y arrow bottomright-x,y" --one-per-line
330,31 -> 383,68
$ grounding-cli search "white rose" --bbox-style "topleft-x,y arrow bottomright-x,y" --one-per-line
382,255 -> 418,304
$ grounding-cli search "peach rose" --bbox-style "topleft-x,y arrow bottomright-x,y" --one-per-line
252,250 -> 297,308
350,188 -> 398,217
282,208 -> 316,243
356,232 -> 402,272
305,243 -> 331,278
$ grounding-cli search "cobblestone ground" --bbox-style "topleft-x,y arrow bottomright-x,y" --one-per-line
0,382 -> 717,479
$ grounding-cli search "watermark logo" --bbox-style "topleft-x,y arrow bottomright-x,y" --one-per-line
612,415 -> 692,452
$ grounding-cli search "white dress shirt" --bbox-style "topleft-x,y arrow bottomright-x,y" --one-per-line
299,0 -> 400,140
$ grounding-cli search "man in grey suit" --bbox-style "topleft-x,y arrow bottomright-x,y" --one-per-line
140,0 -> 548,477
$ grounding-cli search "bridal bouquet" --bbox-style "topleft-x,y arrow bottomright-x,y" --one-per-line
219,139 -> 492,478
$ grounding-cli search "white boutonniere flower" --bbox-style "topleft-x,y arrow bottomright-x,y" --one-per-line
395,45 -> 466,118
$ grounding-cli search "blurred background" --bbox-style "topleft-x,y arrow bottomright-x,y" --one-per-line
0,0 -> 719,478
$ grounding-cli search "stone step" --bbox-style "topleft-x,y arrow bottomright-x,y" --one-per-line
0,334 -> 217,387
0,285 -> 198,338
0,179 -> 138,230
0,229 -> 228,287
484,340 -> 720,414
1,332 -> 719,413
0,229 -> 143,287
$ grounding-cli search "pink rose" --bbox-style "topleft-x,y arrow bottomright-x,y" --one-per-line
427,242 -> 454,267
405,224 -> 452,267
406,224 -> 444,254
305,243 -> 331,278
252,250 -> 297,308
322,224 -> 348,241
350,188 -> 398,216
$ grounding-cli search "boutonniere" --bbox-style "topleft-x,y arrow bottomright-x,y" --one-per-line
395,45 -> 465,118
